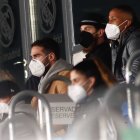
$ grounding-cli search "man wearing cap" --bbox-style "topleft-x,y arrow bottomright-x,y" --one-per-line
0,80 -> 42,140
79,12 -> 112,70
0,80 -> 20,121
0,80 -> 35,122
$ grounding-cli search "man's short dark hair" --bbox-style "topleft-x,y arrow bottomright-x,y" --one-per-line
31,37 -> 60,59
79,12 -> 106,30
111,5 -> 139,26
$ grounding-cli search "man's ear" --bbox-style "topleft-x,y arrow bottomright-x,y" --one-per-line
125,20 -> 132,29
48,52 -> 56,62
97,29 -> 105,37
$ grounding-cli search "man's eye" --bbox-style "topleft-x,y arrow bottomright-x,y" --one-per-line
112,17 -> 117,20
86,27 -> 90,30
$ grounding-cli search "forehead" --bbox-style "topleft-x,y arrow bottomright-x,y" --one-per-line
31,46 -> 46,55
70,70 -> 87,81
109,9 -> 128,20
80,24 -> 96,30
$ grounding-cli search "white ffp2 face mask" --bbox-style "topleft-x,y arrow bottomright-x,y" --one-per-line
29,59 -> 45,77
105,20 -> 128,40
68,84 -> 87,103
105,24 -> 120,40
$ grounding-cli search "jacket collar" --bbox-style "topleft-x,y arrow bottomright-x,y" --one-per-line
43,59 -> 72,79
111,26 -> 138,49
38,59 -> 72,92
119,26 -> 138,47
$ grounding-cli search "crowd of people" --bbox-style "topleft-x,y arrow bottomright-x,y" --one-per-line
0,4 -> 140,140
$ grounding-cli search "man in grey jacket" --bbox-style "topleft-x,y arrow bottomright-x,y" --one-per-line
105,5 -> 140,83
29,37 -> 73,109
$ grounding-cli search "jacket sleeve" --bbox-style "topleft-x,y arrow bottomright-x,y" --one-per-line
127,38 -> 140,83
48,80 -> 68,94
31,81 -> 68,107
47,70 -> 70,94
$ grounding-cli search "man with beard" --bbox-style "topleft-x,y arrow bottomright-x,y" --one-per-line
29,37 -> 72,107
79,12 -> 112,70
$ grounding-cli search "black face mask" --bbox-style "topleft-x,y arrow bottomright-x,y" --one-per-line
78,31 -> 96,48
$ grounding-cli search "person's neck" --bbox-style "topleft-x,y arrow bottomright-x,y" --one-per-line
97,37 -> 105,46
42,59 -> 58,77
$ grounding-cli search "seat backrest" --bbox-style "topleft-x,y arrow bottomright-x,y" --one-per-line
0,112 -> 45,140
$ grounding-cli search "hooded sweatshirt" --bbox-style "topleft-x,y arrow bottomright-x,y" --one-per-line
38,59 -> 73,94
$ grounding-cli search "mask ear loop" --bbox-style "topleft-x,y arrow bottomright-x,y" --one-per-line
80,79 -> 91,93
118,20 -> 128,27
118,20 -> 128,33
40,54 -> 48,62
80,79 -> 89,87
40,54 -> 50,67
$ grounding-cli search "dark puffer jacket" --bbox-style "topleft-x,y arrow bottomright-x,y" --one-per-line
111,26 -> 140,83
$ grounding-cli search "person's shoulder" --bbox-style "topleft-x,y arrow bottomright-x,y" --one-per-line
26,75 -> 40,82
58,70 -> 71,78
122,26 -> 140,50
57,59 -> 73,69
131,29 -> 140,37
95,42 -> 111,53
126,26 -> 140,38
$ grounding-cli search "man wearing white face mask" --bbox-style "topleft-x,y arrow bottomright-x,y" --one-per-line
0,80 -> 44,140
0,80 -> 20,121
105,5 -> 140,83
0,80 -> 36,122
29,37 -> 73,107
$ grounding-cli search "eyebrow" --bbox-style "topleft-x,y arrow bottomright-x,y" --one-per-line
109,16 -> 117,19
31,53 -> 41,58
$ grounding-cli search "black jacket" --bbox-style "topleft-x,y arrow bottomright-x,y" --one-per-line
25,75 -> 41,91
111,26 -> 140,83
85,42 -> 112,70
24,75 -> 41,103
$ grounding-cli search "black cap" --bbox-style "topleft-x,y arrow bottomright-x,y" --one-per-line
0,80 -> 20,98
79,12 -> 106,29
